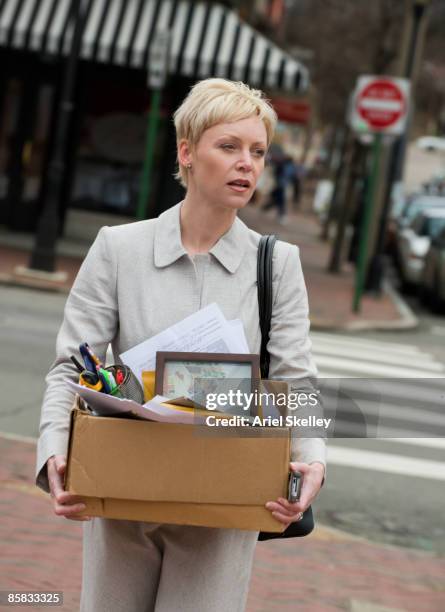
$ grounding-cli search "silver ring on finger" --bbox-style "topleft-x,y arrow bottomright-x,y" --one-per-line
297,512 -> 304,521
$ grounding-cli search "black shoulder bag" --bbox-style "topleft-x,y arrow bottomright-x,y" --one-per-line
257,234 -> 315,540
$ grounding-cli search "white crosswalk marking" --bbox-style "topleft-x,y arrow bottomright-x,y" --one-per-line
311,332 -> 445,378
327,446 -> 445,481
310,332 -> 445,479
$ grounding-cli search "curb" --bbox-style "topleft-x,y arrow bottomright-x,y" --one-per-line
0,430 -> 38,443
380,279 -> 419,329
0,272 -> 71,294
309,523 -> 442,556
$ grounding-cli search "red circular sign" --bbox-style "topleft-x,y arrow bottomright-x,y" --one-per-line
357,79 -> 406,130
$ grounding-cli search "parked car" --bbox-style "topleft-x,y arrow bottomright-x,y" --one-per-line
392,195 -> 445,266
397,195 -> 445,230
416,136 -> 445,152
421,175 -> 445,196
396,208 -> 445,289
387,190 -> 418,256
389,183 -> 409,220
420,225 -> 445,311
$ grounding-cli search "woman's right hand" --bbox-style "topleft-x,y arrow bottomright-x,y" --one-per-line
47,455 -> 91,521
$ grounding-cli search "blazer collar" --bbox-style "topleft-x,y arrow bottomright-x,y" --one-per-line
154,202 -> 248,274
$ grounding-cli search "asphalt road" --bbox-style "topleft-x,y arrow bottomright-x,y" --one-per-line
0,285 -> 66,437
1,283 -> 444,554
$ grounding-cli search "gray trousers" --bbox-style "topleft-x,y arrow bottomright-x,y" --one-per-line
80,518 -> 258,612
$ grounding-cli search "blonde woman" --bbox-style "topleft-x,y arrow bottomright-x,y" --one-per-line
36,78 -> 326,612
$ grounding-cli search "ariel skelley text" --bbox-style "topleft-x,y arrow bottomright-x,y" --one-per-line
205,415 -> 332,428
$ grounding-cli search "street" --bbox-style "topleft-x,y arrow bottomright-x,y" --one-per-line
1,283 -> 444,555
0,285 -> 66,438
312,325 -> 445,554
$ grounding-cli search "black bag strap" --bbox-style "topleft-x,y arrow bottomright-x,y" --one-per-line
257,235 -> 314,541
257,235 -> 316,541
257,234 -> 277,379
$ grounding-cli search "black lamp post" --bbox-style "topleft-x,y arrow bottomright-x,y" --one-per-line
27,0 -> 87,275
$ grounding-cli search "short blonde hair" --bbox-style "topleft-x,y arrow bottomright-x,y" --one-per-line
173,78 -> 277,187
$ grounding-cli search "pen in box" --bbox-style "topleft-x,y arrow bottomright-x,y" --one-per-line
70,355 -> 84,373
79,343 -> 97,373
84,343 -> 103,368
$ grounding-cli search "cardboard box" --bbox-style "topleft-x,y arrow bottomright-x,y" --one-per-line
66,404 -> 290,532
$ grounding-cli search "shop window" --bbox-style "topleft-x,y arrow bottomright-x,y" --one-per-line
70,69 -> 166,217
71,111 -> 146,215
23,84 -> 54,202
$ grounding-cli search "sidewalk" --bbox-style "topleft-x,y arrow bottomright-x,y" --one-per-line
0,206 -> 416,332
1,433 -> 444,612
240,205 -> 417,331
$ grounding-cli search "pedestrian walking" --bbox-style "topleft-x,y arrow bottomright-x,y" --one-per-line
262,155 -> 287,220
262,153 -> 302,222
36,78 -> 326,612
291,160 -> 306,209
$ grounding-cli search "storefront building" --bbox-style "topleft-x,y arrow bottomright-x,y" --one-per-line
0,0 -> 308,234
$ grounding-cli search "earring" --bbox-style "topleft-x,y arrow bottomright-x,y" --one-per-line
186,163 -> 192,169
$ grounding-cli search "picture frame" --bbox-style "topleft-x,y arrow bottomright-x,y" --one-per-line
155,351 -> 261,415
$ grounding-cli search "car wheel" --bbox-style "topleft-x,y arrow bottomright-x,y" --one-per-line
393,247 -> 401,271
399,267 -> 413,294
430,270 -> 445,314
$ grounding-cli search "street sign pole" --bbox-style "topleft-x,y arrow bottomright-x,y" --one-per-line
348,75 -> 410,313
137,87 -> 161,221
137,30 -> 170,221
353,133 -> 382,313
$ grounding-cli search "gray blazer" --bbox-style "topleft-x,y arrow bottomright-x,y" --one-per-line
36,202 -> 326,492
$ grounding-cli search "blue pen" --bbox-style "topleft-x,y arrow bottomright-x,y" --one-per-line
85,343 -> 103,368
79,343 -> 97,374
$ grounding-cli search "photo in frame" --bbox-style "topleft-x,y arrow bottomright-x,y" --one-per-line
154,352 -> 261,416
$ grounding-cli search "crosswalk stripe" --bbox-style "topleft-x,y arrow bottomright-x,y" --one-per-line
380,437 -> 445,450
315,354 -> 444,378
326,401 -> 445,427
316,376 -> 445,396
331,437 -> 445,450
310,333 -> 425,355
328,446 -> 445,480
0,430 -> 37,444
318,380 -> 445,412
331,420 -> 444,439
312,345 -> 442,370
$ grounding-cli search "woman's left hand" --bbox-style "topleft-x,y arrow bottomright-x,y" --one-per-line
265,461 -> 325,527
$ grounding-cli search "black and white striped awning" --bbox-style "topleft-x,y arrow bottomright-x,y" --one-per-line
0,0 -> 309,92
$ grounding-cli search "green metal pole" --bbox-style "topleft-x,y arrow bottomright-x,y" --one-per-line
352,133 -> 382,313
137,88 -> 162,220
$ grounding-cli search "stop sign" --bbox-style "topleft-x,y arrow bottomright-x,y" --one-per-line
351,76 -> 410,135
